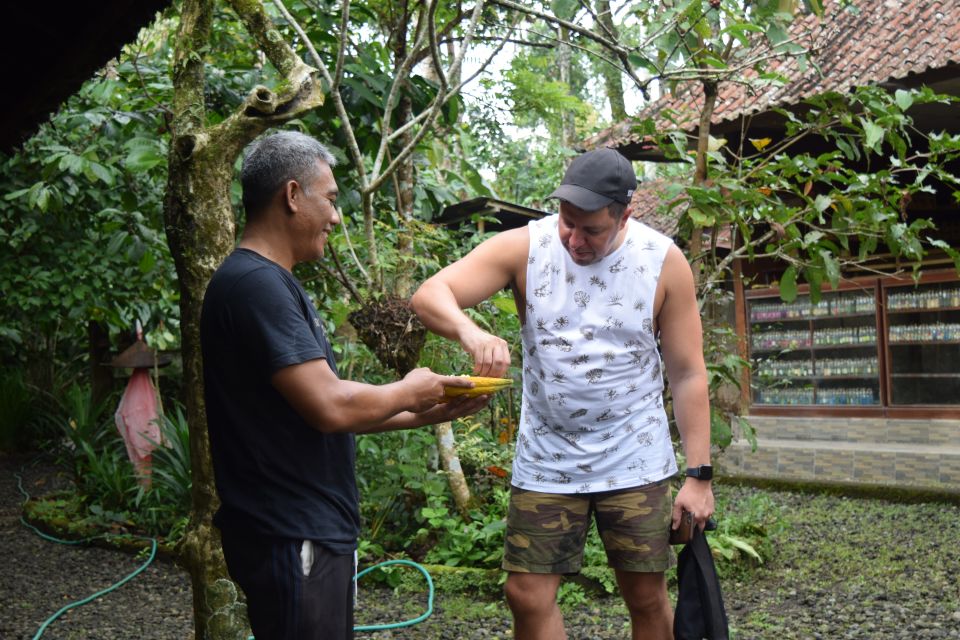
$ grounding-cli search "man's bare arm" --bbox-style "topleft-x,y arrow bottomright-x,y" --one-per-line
272,359 -> 484,434
656,246 -> 715,529
412,227 -> 528,376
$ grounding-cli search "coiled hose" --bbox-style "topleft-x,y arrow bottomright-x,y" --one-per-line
16,472 -> 434,638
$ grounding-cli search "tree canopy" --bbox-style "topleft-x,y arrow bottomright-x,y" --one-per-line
3,1 -> 959,637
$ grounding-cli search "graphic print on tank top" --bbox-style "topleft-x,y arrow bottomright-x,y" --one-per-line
512,215 -> 678,493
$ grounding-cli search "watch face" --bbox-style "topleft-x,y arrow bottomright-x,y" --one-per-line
688,465 -> 712,480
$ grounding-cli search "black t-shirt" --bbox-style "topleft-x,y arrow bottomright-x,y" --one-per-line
201,249 -> 358,552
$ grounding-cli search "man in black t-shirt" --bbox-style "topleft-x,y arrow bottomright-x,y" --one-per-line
201,131 -> 486,640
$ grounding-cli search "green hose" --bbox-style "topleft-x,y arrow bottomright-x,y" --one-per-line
16,472 -> 434,637
352,558 -> 435,631
16,473 -> 158,640
245,557 -> 437,638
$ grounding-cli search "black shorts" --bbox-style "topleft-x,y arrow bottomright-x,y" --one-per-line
220,529 -> 355,640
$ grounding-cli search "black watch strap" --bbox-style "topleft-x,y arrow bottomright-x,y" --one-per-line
685,464 -> 713,481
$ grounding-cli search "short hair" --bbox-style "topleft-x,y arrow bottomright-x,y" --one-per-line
607,201 -> 628,220
240,131 -> 337,217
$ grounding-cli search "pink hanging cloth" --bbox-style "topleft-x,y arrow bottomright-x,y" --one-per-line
113,322 -> 163,486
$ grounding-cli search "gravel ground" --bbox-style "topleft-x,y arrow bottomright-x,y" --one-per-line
0,453 -> 192,640
3,450 -> 960,639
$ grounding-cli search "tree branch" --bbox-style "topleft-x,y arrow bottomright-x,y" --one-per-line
271,0 -> 367,187
382,27 -> 511,150
227,0 -> 302,78
367,0 -> 491,193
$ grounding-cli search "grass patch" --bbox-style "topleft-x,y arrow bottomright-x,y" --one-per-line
718,483 -> 960,638
22,491 -> 177,557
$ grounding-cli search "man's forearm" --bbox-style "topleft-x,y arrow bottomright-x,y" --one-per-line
670,372 -> 712,466
411,281 -> 474,342
362,411 -> 419,433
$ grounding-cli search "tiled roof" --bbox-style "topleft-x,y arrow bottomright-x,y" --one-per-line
630,179 -> 679,237
586,0 -> 960,150
630,179 -> 731,248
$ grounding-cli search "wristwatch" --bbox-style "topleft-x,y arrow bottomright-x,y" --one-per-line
685,464 -> 713,481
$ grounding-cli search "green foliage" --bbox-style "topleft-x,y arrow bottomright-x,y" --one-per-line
556,581 -> 590,607
354,406 -> 515,566
621,0 -> 821,85
42,382 -> 193,540
639,86 -> 960,450
417,491 -> 508,567
659,85 -> 960,296
355,426 -> 447,555
78,439 -> 138,514
504,57 -> 593,132
58,381 -> 107,438
0,29 -> 180,393
134,404 -> 193,537
709,488 -> 785,579
479,133 -> 570,211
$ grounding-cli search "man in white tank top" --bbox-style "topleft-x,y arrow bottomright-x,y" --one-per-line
413,148 -> 714,640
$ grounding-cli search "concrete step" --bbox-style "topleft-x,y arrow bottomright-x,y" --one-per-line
741,415 -> 958,447
717,436 -> 960,490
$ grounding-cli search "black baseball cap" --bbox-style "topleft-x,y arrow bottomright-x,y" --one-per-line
548,148 -> 637,211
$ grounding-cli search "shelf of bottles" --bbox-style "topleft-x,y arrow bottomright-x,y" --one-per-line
752,387 -> 879,406
748,289 -> 880,406
887,287 -> 960,311
749,294 -> 876,321
755,357 -> 878,378
889,323 -> 960,343
885,282 -> 960,405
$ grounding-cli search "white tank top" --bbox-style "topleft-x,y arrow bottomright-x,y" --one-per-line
511,215 -> 678,493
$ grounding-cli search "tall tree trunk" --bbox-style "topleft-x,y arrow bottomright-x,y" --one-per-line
382,1 -> 474,517
166,5 -> 248,637
165,1 -> 325,637
557,25 -> 576,152
391,0 -> 417,299
394,94 -> 417,298
596,0 -> 627,122
689,79 -> 718,288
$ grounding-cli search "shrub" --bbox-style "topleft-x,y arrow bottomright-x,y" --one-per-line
35,383 -> 193,542
709,488 -> 784,578
417,489 -> 509,568
133,403 -> 192,539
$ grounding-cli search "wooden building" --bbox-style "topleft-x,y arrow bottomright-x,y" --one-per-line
586,0 -> 960,492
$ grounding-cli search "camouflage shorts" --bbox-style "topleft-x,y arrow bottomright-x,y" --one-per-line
502,480 -> 674,574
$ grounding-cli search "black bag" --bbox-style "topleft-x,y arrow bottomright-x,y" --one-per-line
673,525 -> 729,640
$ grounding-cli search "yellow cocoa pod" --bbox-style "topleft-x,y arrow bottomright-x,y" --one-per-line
442,375 -> 513,400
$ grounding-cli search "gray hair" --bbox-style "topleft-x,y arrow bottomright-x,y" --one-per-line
240,131 -> 337,217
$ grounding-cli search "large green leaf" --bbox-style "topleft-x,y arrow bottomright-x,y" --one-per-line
779,265 -> 798,302
861,118 -> 884,152
125,145 -> 166,172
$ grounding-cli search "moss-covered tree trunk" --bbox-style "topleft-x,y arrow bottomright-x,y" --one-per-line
163,0 -> 325,636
